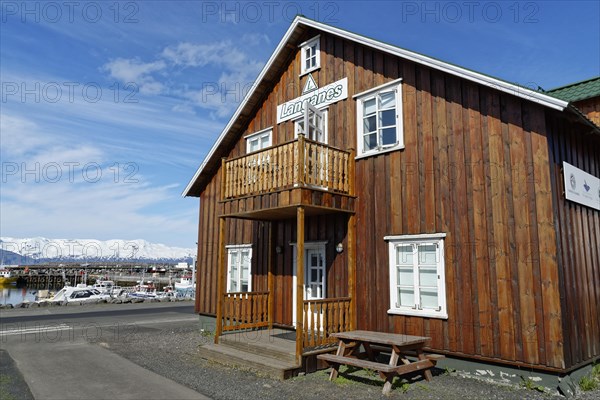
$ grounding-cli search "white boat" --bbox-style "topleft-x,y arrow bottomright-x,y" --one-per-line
174,275 -> 195,291
40,284 -> 111,303
92,280 -> 125,297
127,281 -> 158,299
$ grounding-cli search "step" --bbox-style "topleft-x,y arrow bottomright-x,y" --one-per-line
197,342 -> 301,380
218,329 -> 297,364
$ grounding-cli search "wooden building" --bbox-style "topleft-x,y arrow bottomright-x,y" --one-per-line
183,17 -> 600,379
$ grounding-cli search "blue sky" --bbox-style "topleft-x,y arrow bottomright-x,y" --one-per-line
1,1 -> 598,247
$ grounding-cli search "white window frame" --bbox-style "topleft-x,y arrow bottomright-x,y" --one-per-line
385,233 -> 447,319
300,35 -> 320,75
245,127 -> 272,154
294,105 -> 328,144
226,244 -> 252,293
354,79 -> 404,158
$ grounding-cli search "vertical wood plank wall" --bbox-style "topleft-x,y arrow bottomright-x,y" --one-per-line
193,30 -> 598,370
546,115 -> 600,369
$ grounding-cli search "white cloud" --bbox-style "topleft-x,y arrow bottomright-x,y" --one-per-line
102,58 -> 166,95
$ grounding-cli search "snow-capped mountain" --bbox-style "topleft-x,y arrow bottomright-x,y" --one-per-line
0,237 -> 195,263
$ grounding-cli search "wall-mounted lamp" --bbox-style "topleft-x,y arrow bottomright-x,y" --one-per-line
336,242 -> 344,254
275,246 -> 283,254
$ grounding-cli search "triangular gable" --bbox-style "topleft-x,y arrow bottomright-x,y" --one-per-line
183,16 -> 570,197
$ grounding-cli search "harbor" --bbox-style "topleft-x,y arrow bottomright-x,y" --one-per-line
0,262 -> 196,307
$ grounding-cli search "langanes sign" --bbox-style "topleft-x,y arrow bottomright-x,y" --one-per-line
276,77 -> 348,123
563,161 -> 600,211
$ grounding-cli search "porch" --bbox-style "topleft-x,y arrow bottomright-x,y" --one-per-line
212,134 -> 357,369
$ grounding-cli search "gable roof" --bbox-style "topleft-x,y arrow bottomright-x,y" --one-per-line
545,76 -> 600,102
183,16 -> 570,197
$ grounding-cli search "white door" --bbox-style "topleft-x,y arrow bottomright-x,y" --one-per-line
303,101 -> 326,143
292,243 -> 326,328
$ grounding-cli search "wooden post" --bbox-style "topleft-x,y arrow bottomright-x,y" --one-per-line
267,222 -> 274,329
214,217 -> 226,344
347,213 -> 357,331
296,206 -> 305,364
221,158 -> 227,200
348,148 -> 356,196
297,134 -> 306,187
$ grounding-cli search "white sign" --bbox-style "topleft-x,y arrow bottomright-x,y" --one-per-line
277,77 -> 348,123
563,161 -> 600,211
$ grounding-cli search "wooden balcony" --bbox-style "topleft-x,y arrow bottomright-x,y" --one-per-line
220,135 -> 355,219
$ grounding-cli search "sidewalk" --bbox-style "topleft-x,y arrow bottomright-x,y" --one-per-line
2,341 -> 208,400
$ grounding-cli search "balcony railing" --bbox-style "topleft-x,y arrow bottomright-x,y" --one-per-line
302,297 -> 352,349
222,135 -> 353,200
221,291 -> 269,332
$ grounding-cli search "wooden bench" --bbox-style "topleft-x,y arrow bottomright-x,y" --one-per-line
318,331 -> 445,395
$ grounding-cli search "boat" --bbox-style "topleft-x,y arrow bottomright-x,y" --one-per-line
127,280 -> 158,299
0,268 -> 17,285
174,275 -> 195,291
39,284 -> 111,303
92,280 -> 125,297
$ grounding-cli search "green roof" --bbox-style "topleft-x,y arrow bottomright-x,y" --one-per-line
545,76 -> 600,102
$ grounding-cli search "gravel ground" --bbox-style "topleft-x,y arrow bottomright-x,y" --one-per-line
0,349 -> 35,400
94,321 -> 599,400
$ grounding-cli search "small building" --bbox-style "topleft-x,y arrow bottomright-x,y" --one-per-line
183,17 -> 600,390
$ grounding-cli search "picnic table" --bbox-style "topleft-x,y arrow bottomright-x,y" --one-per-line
317,330 -> 444,395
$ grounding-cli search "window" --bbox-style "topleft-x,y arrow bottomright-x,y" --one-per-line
300,36 -> 320,75
385,233 -> 447,319
227,245 -> 252,292
294,102 -> 327,144
245,128 -> 272,153
355,79 -> 403,157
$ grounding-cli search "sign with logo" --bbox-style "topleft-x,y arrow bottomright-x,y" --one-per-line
563,161 -> 600,211
276,77 -> 347,123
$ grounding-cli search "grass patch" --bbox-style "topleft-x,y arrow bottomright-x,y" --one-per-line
520,376 -> 545,393
579,362 -> 600,392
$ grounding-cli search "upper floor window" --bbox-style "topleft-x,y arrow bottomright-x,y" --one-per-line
300,36 -> 320,75
354,79 -> 404,157
385,233 -> 447,319
294,102 -> 328,144
245,128 -> 272,154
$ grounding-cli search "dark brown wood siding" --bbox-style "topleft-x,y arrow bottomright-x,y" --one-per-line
192,31 -> 593,371
574,97 -> 600,127
546,113 -> 600,370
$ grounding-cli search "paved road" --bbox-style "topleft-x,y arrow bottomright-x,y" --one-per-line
0,302 -> 209,400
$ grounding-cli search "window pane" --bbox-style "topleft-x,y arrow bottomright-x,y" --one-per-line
397,267 -> 413,285
420,288 -> 438,309
396,245 -> 413,265
418,244 -> 437,266
260,135 -> 269,147
381,127 -> 397,146
240,282 -> 248,292
363,115 -> 377,133
379,91 -> 395,109
363,98 -> 376,115
419,267 -> 437,287
398,287 -> 414,307
363,133 -> 377,151
311,269 -> 318,282
380,109 -> 396,127
230,279 -> 238,292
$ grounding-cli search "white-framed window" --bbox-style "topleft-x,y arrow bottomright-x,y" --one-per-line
294,103 -> 328,144
226,245 -> 252,293
300,36 -> 320,75
354,79 -> 404,157
245,128 -> 272,154
385,233 -> 447,319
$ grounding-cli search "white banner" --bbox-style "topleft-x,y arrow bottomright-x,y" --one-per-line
276,77 -> 348,123
563,161 -> 600,211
